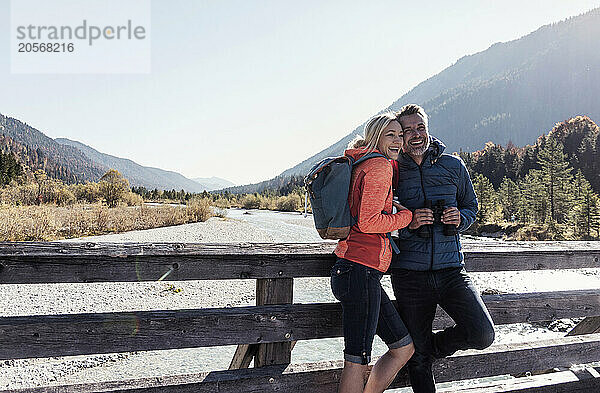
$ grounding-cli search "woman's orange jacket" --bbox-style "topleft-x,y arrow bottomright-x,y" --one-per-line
334,148 -> 413,272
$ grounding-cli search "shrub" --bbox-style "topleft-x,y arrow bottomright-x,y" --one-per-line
241,194 -> 261,209
260,196 -> 276,210
276,194 -> 301,212
1,183 -> 37,205
123,192 -> 144,207
0,205 -> 53,241
56,187 -> 76,206
71,182 -> 101,203
213,196 -> 232,209
186,197 -> 213,222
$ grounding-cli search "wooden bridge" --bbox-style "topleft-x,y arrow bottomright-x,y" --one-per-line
0,241 -> 599,392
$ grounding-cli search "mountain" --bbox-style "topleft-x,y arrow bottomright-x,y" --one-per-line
191,177 -> 235,191
0,113 -> 106,183
281,8 -> 600,178
55,138 -> 213,192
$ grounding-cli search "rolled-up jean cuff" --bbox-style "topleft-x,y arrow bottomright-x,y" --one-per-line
344,352 -> 370,365
387,334 -> 413,349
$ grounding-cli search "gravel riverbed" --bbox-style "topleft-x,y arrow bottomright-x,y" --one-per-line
1,209 -> 599,390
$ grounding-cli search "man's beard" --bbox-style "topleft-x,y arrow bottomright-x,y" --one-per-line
404,137 -> 430,157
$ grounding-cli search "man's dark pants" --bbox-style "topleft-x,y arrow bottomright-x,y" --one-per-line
390,267 -> 495,393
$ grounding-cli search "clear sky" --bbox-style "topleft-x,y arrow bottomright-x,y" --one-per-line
1,0 -> 599,185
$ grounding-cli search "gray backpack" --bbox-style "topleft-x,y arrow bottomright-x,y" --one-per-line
304,153 -> 400,252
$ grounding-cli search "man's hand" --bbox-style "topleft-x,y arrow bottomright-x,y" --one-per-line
441,207 -> 461,227
408,208 -> 434,230
392,200 -> 408,211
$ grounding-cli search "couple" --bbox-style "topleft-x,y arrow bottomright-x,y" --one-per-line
330,104 -> 495,393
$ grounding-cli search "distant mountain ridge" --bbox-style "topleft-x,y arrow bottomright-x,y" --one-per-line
280,8 -> 600,178
55,138 -> 231,192
192,177 -> 235,190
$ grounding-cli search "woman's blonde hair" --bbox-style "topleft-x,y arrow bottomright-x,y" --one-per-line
348,111 -> 398,152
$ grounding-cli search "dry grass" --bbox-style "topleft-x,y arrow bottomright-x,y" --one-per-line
0,199 -> 217,241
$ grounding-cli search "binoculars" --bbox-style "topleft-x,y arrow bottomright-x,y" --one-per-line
417,199 -> 459,238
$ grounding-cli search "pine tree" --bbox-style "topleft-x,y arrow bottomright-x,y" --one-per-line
498,177 -> 519,221
536,137 -> 573,224
0,151 -> 23,185
517,170 -> 547,223
472,174 -> 500,223
518,144 -> 541,178
472,142 -> 506,188
571,171 -> 600,239
503,142 -> 521,181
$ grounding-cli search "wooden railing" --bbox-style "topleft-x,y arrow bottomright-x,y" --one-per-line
1,241 -> 599,392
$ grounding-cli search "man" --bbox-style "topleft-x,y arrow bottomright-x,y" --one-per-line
390,104 -> 495,393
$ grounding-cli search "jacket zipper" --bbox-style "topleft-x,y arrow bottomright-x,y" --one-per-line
415,157 -> 434,270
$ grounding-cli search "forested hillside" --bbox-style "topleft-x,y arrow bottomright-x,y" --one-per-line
0,114 -> 105,183
463,116 -> 600,239
462,116 -> 599,192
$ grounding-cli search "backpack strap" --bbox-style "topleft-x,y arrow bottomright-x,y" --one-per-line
351,151 -> 387,167
381,210 -> 401,254
387,232 -> 400,254
391,159 -> 399,194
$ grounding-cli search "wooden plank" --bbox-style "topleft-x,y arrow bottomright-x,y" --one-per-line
464,250 -> 600,272
5,335 -> 600,393
443,368 -> 600,392
567,316 -> 600,336
472,289 -> 600,326
0,251 -> 334,283
1,242 -> 599,283
254,278 -> 293,367
1,241 -> 598,257
1,289 -> 598,360
0,304 -> 306,360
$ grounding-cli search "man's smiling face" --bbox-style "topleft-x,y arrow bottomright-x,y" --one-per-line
398,113 -> 429,157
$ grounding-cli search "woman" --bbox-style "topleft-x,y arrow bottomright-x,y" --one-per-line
331,112 -> 414,393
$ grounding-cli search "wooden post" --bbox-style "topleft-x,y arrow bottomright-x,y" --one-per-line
229,344 -> 258,369
255,277 -> 294,367
566,316 -> 600,336
228,277 -> 294,369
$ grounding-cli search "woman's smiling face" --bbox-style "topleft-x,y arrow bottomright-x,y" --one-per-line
377,120 -> 403,160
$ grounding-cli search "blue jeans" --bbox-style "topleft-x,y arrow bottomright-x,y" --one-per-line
331,258 -> 412,365
390,267 -> 495,393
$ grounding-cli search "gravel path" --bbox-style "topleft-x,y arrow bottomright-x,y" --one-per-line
1,209 -> 599,390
